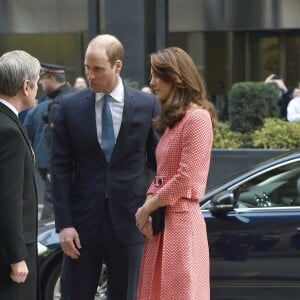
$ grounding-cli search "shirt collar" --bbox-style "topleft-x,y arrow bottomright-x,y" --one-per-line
0,98 -> 19,116
95,77 -> 124,103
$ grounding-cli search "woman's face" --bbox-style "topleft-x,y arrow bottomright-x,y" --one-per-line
150,69 -> 172,102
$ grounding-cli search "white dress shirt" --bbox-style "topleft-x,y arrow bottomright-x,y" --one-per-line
287,96 -> 300,122
95,78 -> 124,147
0,98 -> 19,116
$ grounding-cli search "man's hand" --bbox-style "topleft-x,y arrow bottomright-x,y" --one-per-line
10,260 -> 28,283
59,227 -> 81,259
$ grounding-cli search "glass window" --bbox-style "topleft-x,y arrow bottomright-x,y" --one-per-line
0,32 -> 89,95
284,34 -> 300,87
249,31 -> 300,88
236,162 -> 300,208
249,34 -> 279,81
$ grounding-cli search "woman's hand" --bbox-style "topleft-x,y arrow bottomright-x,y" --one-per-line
136,194 -> 165,239
140,217 -> 154,239
135,205 -> 151,233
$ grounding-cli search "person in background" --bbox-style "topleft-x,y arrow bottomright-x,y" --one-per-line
141,86 -> 152,94
18,102 -> 36,123
0,50 -> 40,299
292,81 -> 300,98
264,73 -> 293,120
287,94 -> 300,122
141,85 -> 156,185
135,47 -> 215,300
74,76 -> 88,90
51,34 -> 160,300
24,63 -> 76,220
24,97 -> 52,220
38,63 -> 76,103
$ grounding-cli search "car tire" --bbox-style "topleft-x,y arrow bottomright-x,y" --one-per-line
43,260 -> 107,300
44,260 -> 62,300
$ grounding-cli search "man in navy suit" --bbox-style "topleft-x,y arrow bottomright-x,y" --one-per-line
51,34 -> 159,300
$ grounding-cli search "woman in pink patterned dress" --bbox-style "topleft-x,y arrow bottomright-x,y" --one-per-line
135,47 -> 215,300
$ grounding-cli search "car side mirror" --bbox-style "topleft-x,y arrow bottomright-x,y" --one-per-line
210,190 -> 235,217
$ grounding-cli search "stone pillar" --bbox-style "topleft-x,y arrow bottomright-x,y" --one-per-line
104,0 -> 168,87
88,0 -> 100,39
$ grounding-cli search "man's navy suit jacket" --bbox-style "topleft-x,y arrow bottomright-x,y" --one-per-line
51,85 -> 160,245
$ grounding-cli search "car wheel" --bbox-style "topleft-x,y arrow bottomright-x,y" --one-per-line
44,261 -> 62,300
44,261 -> 107,300
95,264 -> 107,300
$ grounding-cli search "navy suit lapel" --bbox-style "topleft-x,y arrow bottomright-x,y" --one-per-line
84,91 -> 98,143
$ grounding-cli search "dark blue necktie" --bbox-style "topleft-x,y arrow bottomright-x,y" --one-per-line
102,94 -> 115,161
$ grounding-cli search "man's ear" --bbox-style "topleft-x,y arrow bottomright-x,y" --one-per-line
22,80 -> 30,96
114,60 -> 122,74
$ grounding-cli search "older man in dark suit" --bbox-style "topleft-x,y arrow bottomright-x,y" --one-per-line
0,50 -> 40,299
51,34 -> 159,300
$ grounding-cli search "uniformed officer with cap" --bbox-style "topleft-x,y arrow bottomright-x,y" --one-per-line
39,63 -> 75,101
24,62 -> 76,220
40,63 -> 65,74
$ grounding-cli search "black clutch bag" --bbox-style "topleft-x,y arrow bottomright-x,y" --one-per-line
151,206 -> 166,235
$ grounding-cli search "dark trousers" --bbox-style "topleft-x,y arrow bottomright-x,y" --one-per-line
60,208 -> 144,300
0,243 -> 38,300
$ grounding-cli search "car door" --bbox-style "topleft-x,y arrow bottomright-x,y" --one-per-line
203,160 -> 300,300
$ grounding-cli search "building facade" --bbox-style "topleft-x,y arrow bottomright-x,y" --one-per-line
1,0 -> 300,98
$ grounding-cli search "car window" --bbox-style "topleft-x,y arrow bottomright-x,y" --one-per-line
236,162 -> 300,208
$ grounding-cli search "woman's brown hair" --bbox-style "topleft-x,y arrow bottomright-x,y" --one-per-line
150,47 -> 215,134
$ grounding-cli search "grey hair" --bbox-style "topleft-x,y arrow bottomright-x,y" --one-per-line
0,50 -> 40,96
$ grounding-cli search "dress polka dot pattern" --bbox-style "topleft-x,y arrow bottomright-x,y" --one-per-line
137,108 -> 213,300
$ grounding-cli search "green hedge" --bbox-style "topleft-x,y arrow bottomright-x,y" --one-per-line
213,118 -> 300,149
252,118 -> 300,148
212,81 -> 299,149
228,81 -> 279,133
213,122 -> 245,148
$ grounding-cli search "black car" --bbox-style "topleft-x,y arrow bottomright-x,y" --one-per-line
38,222 -> 107,300
38,148 -> 300,300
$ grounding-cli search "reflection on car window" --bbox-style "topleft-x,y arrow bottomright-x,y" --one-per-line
236,162 -> 300,208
